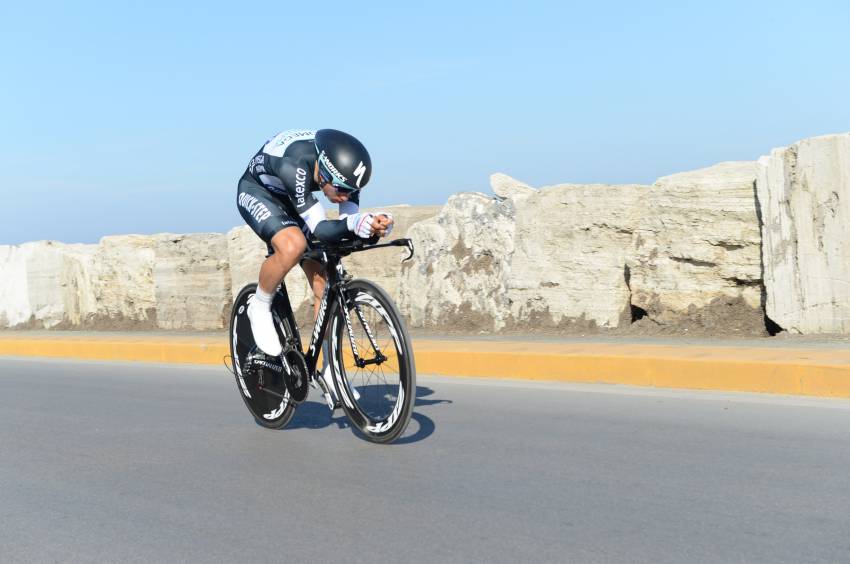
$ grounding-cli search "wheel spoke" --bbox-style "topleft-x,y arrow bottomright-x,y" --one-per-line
333,284 -> 413,434
327,281 -> 415,442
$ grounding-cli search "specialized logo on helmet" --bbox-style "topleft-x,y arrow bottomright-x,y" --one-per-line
318,151 -> 348,183
353,161 -> 367,188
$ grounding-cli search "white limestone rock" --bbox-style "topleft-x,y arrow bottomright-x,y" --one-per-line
490,173 -> 536,201
756,133 -> 850,333
629,162 -> 764,330
226,226 -> 269,300
0,241 -> 97,329
508,183 -> 648,330
0,244 -> 35,327
8,134 -> 850,337
54,243 -> 98,327
153,233 -> 231,330
85,235 -> 157,327
399,184 -> 648,333
399,193 -> 516,331
398,169 -> 765,334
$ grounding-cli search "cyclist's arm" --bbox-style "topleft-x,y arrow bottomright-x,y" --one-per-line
339,198 -> 393,238
306,205 -> 377,242
305,205 -> 350,242
334,192 -> 381,239
301,197 -> 374,243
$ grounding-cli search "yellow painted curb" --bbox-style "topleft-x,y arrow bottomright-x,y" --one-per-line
2,337 -> 850,399
0,338 -> 229,365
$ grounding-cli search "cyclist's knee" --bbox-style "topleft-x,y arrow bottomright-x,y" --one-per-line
270,227 -> 307,266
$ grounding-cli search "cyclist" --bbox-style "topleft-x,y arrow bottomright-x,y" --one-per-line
236,129 -> 394,360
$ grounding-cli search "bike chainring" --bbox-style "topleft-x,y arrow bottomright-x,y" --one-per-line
282,346 -> 310,404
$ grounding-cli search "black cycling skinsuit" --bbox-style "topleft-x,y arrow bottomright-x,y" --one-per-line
236,129 -> 360,250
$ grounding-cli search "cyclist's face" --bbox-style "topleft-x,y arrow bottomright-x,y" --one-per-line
314,161 -> 355,203
321,182 -> 349,203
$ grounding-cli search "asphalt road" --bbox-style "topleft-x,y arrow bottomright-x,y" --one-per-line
2,358 -> 850,563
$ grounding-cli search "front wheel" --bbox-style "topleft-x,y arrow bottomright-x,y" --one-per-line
327,279 -> 416,444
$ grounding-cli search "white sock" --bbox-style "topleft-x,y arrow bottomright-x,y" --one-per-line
254,286 -> 273,309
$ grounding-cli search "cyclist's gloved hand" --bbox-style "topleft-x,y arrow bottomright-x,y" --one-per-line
373,212 -> 394,237
347,212 -> 376,238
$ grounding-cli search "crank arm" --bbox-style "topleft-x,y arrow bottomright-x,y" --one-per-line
257,386 -> 289,400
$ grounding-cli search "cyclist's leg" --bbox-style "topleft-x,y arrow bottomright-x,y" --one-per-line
236,177 -> 307,355
260,228 -> 307,293
237,176 -> 299,247
302,258 -> 366,405
250,228 -> 307,355
301,258 -> 327,322
300,257 -> 346,406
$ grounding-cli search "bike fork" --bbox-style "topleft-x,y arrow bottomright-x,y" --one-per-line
339,289 -> 386,368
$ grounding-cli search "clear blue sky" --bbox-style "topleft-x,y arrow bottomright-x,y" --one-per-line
1,0 -> 849,244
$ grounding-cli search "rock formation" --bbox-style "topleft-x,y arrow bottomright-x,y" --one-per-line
0,234 -> 228,330
153,234 -> 231,330
629,162 -> 765,334
399,192 -> 516,331
2,133 -> 849,335
756,133 -> 850,333
88,236 -> 158,327
401,165 -> 765,334
0,241 -> 92,329
507,181 -> 646,331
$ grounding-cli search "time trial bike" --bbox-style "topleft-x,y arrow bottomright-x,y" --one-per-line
227,237 -> 416,444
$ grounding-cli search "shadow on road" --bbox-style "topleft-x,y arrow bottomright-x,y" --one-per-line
275,385 -> 451,444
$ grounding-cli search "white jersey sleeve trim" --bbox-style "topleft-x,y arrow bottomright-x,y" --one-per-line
262,129 -> 316,158
338,200 -> 360,220
300,202 -> 327,233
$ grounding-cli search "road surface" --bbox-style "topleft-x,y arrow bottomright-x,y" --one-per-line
2,357 -> 850,563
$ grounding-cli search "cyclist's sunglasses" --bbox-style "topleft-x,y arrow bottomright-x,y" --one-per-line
318,161 -> 360,195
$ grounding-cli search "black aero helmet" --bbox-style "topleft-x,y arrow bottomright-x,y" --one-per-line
315,129 -> 372,192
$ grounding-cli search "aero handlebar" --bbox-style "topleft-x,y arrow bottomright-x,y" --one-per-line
303,237 -> 415,263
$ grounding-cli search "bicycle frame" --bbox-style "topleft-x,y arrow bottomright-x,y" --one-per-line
272,238 -> 414,378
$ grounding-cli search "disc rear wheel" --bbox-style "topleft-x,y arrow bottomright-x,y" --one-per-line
230,284 -> 297,429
